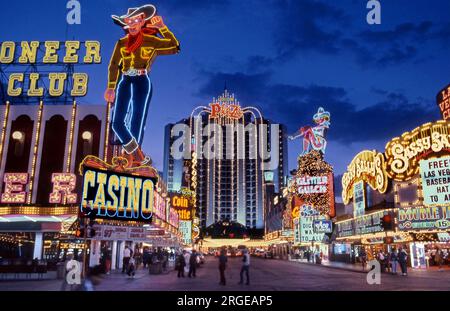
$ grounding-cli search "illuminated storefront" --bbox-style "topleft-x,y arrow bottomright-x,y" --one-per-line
0,34 -> 183,273
336,96 -> 450,268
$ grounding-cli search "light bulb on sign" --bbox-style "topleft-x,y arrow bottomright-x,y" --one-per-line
12,131 -> 23,141
82,131 -> 92,141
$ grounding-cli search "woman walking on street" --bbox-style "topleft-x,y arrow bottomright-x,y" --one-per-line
176,251 -> 186,278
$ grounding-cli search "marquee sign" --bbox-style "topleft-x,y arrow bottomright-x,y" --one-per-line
419,156 -> 450,206
437,83 -> 450,120
336,210 -> 389,238
385,120 -> 450,181
169,188 -> 193,221
341,150 -> 388,205
397,206 -> 450,231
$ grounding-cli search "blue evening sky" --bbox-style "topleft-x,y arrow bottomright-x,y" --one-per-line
1,0 -> 449,194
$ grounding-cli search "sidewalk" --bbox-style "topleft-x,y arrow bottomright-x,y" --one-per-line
287,258 -> 450,274
289,258 -> 367,273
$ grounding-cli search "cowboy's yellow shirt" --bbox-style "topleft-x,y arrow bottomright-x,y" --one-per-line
107,26 -> 179,89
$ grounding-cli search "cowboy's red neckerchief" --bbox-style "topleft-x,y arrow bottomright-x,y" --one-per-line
126,27 -> 159,54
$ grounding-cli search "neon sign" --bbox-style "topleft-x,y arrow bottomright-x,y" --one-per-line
437,83 -> 450,120
80,167 -> 155,222
1,173 -> 28,203
289,107 -> 330,155
385,120 -> 450,181
209,103 -> 243,120
105,5 -> 179,165
49,173 -> 77,204
0,41 -> 100,98
341,150 -> 388,204
397,206 -> 450,231
169,190 -> 192,221
296,176 -> 328,194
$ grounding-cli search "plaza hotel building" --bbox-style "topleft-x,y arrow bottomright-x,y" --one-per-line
163,90 -> 288,237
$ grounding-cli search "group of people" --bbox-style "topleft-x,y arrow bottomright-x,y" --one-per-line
360,247 -> 409,275
122,246 -> 173,277
175,248 -> 251,286
175,249 -> 200,278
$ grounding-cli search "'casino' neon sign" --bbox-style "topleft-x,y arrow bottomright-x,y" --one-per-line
81,168 -> 155,221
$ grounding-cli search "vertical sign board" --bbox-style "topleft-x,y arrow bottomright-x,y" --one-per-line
353,180 -> 366,217
179,220 -> 192,245
294,218 -> 300,244
419,156 -> 450,206
437,83 -> 450,120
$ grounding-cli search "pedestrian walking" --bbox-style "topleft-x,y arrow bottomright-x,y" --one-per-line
183,250 -> 191,276
390,248 -> 398,275
143,247 -> 150,269
218,249 -> 228,285
188,250 -> 198,278
435,248 -> 443,271
127,256 -> 136,278
176,252 -> 186,278
122,246 -> 131,273
377,250 -> 386,273
360,248 -> 367,271
238,249 -> 250,285
398,247 -> 408,276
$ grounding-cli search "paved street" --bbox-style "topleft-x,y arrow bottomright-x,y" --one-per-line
0,257 -> 449,291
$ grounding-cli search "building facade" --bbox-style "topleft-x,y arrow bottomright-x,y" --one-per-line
163,90 -> 288,236
0,102 -> 108,262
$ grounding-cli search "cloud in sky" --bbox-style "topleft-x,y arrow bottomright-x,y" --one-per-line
195,66 -> 440,144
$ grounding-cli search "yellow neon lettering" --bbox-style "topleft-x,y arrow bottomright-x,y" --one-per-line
18,41 -> 39,63
63,41 -> 80,63
43,41 -> 60,63
83,41 -> 101,63
7,73 -> 24,97
70,73 -> 88,96
48,73 -> 67,96
0,42 -> 15,63
27,73 -> 44,97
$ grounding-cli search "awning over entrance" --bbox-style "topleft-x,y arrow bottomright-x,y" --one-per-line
0,215 -> 77,232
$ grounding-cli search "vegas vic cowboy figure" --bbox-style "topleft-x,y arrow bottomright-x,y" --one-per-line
104,4 -> 180,166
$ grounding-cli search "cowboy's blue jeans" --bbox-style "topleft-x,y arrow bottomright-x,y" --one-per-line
112,75 -> 152,146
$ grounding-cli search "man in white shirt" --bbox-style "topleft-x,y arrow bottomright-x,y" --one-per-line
239,249 -> 250,285
122,246 -> 131,273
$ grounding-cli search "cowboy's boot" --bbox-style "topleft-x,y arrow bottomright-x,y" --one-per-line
122,138 -> 139,167
135,147 -> 152,166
